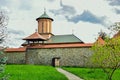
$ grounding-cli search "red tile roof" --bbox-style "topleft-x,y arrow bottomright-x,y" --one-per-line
23,32 -> 46,40
113,31 -> 120,38
4,43 -> 93,52
27,43 -> 93,49
96,36 -> 105,45
5,47 -> 26,52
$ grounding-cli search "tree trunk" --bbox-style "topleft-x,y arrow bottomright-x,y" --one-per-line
107,66 -> 118,80
108,76 -> 112,80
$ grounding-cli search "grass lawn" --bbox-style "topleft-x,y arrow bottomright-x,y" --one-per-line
63,67 -> 120,80
4,65 -> 68,80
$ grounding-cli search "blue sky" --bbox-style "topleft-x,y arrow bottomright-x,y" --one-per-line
0,0 -> 120,47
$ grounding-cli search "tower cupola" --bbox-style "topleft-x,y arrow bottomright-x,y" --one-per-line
36,9 -> 54,39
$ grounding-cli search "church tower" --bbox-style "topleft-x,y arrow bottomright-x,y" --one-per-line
36,9 -> 54,39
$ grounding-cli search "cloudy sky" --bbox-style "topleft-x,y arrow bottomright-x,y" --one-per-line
0,0 -> 120,47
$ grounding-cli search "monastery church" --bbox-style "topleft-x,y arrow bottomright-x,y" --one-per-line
4,10 -> 105,67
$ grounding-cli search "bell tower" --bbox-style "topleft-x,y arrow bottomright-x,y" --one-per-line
36,9 -> 54,39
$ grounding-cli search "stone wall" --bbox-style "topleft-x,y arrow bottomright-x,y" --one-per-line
5,52 -> 25,64
26,47 -> 93,67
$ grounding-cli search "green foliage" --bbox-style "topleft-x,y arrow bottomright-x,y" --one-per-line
0,64 -> 5,73
91,37 -> 120,80
0,57 -> 7,64
0,50 -> 9,80
92,38 -> 120,68
5,65 -> 68,80
63,67 -> 120,80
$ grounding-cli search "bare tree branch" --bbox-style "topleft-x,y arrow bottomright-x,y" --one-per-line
0,9 -> 9,44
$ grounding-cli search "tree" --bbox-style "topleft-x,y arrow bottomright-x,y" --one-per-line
108,22 -> 120,35
91,36 -> 120,80
0,9 -> 9,80
0,9 -> 8,44
98,30 -> 107,40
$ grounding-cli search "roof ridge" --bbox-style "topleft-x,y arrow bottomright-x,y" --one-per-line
72,34 -> 84,43
23,32 -> 46,40
53,34 -> 74,36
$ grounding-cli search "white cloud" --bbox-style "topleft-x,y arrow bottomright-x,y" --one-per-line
74,22 -> 110,43
0,6 -> 10,13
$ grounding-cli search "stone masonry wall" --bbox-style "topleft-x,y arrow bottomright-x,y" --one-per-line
5,52 -> 25,64
26,47 -> 93,67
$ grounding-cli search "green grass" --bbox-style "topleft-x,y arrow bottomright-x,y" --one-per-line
4,65 -> 68,80
63,67 -> 120,80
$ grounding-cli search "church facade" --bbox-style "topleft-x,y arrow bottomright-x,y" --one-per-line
4,11 -> 104,67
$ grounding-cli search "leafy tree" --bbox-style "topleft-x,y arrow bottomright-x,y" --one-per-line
98,30 -> 107,40
91,36 -> 120,80
0,9 -> 9,80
